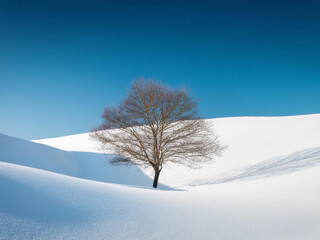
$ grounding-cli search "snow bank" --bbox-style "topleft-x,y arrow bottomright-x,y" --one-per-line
1,160 -> 319,240
34,114 -> 320,186
0,134 -> 161,188
0,114 -> 320,239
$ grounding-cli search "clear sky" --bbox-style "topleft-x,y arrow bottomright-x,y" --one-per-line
1,0 -> 319,140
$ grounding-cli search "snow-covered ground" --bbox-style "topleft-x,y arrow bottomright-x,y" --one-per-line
1,114 -> 320,239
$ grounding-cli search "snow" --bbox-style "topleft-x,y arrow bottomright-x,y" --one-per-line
1,114 -> 320,239
0,134 -> 162,188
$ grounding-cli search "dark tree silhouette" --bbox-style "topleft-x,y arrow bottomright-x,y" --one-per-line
90,79 -> 224,188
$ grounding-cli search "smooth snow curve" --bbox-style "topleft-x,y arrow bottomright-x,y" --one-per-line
1,114 -> 320,240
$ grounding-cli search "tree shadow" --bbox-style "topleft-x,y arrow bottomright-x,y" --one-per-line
190,146 -> 320,186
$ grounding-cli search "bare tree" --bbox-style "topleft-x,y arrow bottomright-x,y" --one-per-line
90,79 -> 224,188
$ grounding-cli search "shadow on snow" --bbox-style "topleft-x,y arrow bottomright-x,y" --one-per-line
190,146 -> 320,186
0,133 -> 172,190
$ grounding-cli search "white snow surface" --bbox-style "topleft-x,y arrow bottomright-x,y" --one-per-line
1,114 -> 320,239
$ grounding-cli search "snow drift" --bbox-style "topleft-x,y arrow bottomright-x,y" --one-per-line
1,114 -> 320,239
0,133 -> 163,188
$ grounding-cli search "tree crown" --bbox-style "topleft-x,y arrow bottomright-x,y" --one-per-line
91,79 -> 224,171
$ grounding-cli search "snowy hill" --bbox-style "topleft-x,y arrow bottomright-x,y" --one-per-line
0,134 -> 160,188
1,114 -> 320,239
33,114 -> 320,186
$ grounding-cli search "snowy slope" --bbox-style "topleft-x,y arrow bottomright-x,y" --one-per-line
34,114 -> 320,186
1,160 -> 319,240
1,114 -> 320,239
0,134 -> 163,188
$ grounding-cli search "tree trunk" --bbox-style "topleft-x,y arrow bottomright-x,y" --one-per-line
153,170 -> 160,188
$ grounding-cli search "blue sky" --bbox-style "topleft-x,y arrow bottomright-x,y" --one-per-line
1,0 -> 319,140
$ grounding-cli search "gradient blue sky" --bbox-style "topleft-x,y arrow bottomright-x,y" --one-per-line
1,0 -> 319,140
